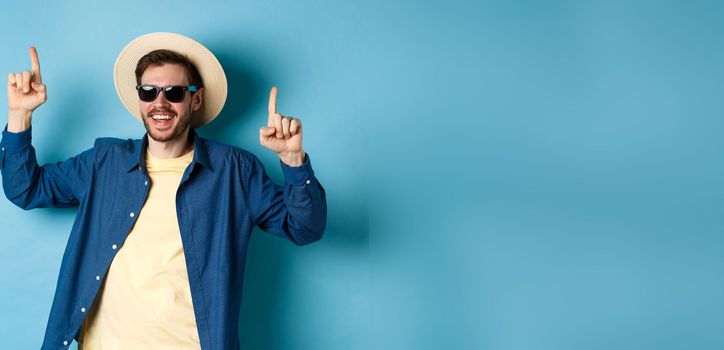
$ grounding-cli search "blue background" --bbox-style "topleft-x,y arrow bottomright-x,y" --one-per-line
0,1 -> 368,349
1,0 -> 724,349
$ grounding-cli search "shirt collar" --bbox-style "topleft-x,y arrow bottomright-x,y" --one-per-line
126,128 -> 212,172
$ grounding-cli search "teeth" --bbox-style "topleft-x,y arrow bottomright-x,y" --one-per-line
152,115 -> 172,120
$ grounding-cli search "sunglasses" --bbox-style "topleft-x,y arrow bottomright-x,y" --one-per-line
136,84 -> 198,103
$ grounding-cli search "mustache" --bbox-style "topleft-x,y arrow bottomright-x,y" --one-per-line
147,109 -> 177,116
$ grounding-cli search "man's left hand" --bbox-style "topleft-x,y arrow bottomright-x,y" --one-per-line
260,86 -> 305,166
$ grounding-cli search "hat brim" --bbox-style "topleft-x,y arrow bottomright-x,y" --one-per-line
114,32 -> 227,128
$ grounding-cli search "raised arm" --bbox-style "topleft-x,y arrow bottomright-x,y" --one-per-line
253,86 -> 326,245
2,47 -> 91,210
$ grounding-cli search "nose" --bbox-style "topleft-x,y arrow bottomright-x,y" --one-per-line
152,91 -> 171,107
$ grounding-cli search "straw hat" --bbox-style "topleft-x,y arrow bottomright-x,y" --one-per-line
114,32 -> 227,128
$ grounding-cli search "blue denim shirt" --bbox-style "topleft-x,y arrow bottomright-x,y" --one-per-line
0,126 -> 327,349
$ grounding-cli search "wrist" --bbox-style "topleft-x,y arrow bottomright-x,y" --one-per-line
279,150 -> 306,167
8,109 -> 32,133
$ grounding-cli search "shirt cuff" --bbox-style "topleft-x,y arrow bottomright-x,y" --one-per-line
1,125 -> 32,152
280,153 -> 316,186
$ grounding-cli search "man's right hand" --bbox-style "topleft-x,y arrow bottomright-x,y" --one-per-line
7,47 -> 46,132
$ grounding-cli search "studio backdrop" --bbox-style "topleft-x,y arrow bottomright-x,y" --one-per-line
3,1 -> 724,350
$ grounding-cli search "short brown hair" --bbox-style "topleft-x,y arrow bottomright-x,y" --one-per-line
134,49 -> 204,88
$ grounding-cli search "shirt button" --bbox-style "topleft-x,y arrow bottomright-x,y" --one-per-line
1,147 -> 4,151
112,244 -> 118,250
144,180 -> 148,186
81,307 -> 86,313
96,275 -> 101,281
130,212 -> 135,218
305,180 -> 311,185
63,340 -> 68,346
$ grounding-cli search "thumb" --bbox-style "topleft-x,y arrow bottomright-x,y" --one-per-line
260,127 -> 276,137
31,82 -> 47,100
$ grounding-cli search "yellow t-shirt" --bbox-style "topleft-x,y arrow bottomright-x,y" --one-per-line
79,149 -> 200,349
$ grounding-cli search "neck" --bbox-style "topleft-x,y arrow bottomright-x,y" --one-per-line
146,129 -> 194,159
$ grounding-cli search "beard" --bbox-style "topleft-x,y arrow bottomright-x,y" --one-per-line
141,108 -> 192,142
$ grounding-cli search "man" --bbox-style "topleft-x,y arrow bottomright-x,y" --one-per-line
1,32 -> 327,349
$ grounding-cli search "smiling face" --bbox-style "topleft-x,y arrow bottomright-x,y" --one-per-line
138,63 -> 203,143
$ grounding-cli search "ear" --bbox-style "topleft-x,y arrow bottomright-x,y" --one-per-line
192,87 -> 204,112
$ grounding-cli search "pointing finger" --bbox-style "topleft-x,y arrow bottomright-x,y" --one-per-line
268,86 -> 277,114
267,86 -> 277,126
274,113 -> 283,139
29,47 -> 42,84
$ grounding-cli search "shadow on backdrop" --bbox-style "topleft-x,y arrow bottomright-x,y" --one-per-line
201,47 -> 368,348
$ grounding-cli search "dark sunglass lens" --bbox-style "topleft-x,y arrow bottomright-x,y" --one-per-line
164,86 -> 186,103
138,86 -> 159,102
